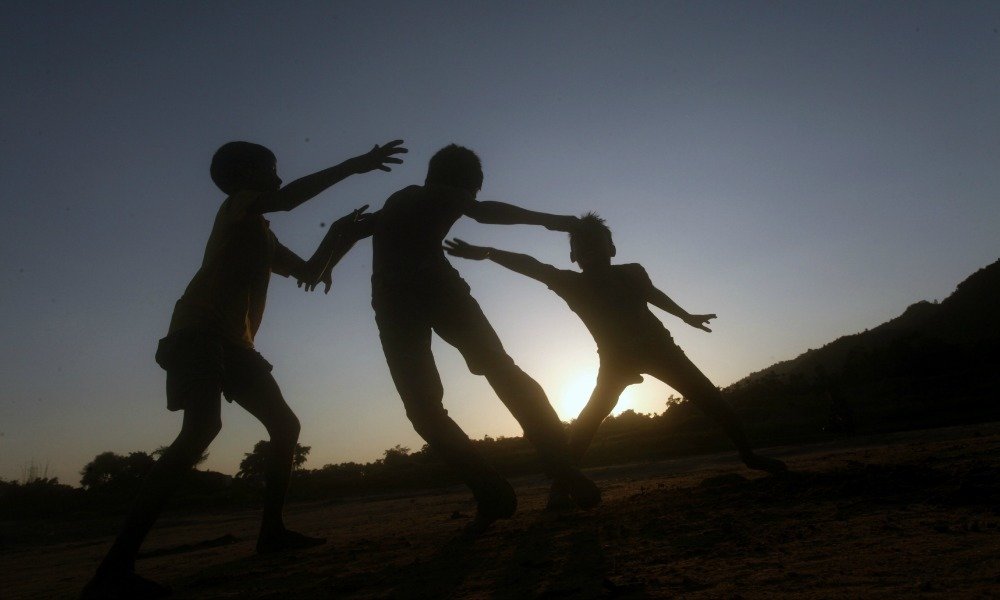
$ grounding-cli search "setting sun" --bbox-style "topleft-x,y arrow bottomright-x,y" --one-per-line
556,369 -> 662,422
556,369 -> 597,420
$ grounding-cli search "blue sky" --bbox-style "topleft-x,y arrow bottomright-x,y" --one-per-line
2,1 -> 998,484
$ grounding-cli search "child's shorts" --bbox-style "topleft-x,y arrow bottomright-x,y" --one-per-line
155,329 -> 273,411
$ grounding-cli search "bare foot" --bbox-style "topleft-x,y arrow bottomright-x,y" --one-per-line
544,485 -> 576,512
256,529 -> 326,554
556,468 -> 601,509
467,479 -> 517,536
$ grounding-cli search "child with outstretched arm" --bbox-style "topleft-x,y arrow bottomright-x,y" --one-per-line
82,139 -> 405,599
305,145 -> 600,536
444,213 -> 786,509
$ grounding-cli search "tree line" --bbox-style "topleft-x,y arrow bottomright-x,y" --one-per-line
4,320 -> 999,521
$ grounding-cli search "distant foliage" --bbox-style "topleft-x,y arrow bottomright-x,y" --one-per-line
80,451 -> 156,491
1,476 -> 82,519
19,460 -> 52,484
237,441 -> 311,480
10,261 -> 1000,519
152,445 -> 209,467
381,445 -> 412,467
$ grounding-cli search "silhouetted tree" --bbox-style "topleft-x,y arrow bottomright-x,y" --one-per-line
1,475 -> 81,519
80,451 -> 155,490
380,445 -> 412,468
152,445 -> 209,467
236,441 -> 310,479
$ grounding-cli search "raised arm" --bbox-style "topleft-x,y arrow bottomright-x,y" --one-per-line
254,140 -> 406,214
443,239 -> 562,284
462,200 -> 579,231
633,266 -> 717,332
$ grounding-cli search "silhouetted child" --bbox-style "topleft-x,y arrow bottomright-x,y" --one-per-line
444,213 -> 787,509
81,139 -> 406,599
311,145 -> 599,533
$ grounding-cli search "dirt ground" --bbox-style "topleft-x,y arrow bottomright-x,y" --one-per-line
4,423 -> 1000,599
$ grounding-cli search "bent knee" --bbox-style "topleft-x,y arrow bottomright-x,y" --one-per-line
682,385 -> 727,407
576,404 -> 615,431
269,412 -> 301,447
470,353 -> 518,377
587,395 -> 620,417
405,405 -> 450,436
198,415 -> 223,441
285,413 -> 301,438
179,417 -> 222,452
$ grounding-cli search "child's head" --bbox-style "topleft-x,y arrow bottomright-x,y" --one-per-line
570,212 -> 616,269
210,142 -> 281,195
425,144 -> 483,194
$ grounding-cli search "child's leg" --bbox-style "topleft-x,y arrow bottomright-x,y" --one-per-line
96,387 -> 222,578
377,309 -> 517,526
432,294 -> 600,509
646,344 -> 786,473
544,371 -> 631,510
230,371 -> 322,551
566,372 -> 634,464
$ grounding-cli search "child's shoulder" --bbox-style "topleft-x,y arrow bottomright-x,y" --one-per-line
614,263 -> 653,285
383,184 -> 428,207
614,262 -> 649,275
544,266 -> 582,291
218,190 -> 264,221
396,184 -> 423,195
424,183 -> 475,207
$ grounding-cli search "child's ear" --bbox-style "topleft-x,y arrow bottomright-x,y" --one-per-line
570,249 -> 577,263
610,243 -> 617,258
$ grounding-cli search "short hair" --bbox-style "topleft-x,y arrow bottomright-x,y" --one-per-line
569,212 -> 614,248
210,141 -> 276,195
425,144 -> 483,192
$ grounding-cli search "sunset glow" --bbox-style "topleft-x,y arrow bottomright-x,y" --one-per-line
556,369 -> 652,422
556,369 -> 596,421
2,3 -> 997,483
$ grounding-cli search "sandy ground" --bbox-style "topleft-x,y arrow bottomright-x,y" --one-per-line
4,423 -> 1000,599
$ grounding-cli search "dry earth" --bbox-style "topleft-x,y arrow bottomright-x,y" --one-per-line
4,423 -> 1000,599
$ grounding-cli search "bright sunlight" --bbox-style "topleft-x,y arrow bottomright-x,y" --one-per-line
556,368 -> 653,421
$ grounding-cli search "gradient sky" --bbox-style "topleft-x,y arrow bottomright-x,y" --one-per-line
2,2 -> 998,484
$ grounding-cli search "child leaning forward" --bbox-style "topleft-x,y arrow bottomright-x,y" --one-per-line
444,213 -> 786,509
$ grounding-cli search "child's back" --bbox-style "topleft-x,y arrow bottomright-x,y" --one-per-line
444,213 -> 787,508
544,262 -> 675,363
371,184 -> 471,293
169,191 -> 301,348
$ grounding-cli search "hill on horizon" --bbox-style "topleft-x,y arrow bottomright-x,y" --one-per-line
729,258 -> 1000,390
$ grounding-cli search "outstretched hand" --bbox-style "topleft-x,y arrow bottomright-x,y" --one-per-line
298,269 -> 333,294
353,139 -> 407,173
684,313 -> 717,332
443,238 -> 491,261
332,204 -> 372,238
545,215 -> 581,232
297,204 -> 370,294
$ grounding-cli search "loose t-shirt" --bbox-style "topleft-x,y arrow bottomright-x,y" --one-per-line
371,184 -> 472,295
539,263 -> 673,360
167,191 -> 300,347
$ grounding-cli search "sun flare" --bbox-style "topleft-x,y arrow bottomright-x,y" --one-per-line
557,370 -> 597,421
556,369 -> 649,421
